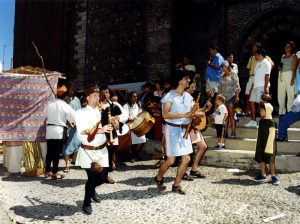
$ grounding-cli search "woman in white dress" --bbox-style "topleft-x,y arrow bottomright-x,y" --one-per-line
123,91 -> 146,162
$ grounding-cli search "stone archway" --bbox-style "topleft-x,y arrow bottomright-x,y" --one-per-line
239,9 -> 300,68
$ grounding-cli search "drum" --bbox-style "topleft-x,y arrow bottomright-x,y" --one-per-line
129,111 -> 155,137
116,124 -> 132,152
193,112 -> 207,131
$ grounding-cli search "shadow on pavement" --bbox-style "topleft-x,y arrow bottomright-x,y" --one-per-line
211,178 -> 258,186
285,185 -> 300,196
40,178 -> 86,188
1,174 -> 44,182
9,197 -> 79,222
116,163 -> 157,172
117,176 -> 174,186
98,188 -> 171,201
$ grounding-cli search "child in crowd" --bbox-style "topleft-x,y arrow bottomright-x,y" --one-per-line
214,95 -> 228,149
254,102 -> 279,185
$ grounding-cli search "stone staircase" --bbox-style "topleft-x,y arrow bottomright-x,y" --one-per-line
143,117 -> 300,172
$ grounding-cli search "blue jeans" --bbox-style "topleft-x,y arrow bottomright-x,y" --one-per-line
278,112 -> 300,139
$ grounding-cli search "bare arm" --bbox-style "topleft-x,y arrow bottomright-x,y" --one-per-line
264,74 -> 270,93
291,55 -> 298,85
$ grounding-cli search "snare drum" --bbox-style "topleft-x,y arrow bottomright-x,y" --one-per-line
116,124 -> 132,152
129,111 -> 155,137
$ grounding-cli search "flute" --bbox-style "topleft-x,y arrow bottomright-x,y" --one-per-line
108,107 -> 114,143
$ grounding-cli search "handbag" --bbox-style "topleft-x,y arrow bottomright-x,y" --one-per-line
83,149 -> 103,174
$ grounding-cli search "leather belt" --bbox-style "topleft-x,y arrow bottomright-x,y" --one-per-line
81,142 -> 107,150
166,121 -> 188,129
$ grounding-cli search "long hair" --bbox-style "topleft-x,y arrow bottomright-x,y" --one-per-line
127,91 -> 138,108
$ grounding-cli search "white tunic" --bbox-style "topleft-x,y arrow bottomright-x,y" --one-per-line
123,103 -> 146,144
161,91 -> 193,157
75,105 -> 108,168
45,99 -> 76,139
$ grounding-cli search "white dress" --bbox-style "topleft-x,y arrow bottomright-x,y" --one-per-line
123,103 -> 146,145
75,105 -> 109,168
162,91 -> 193,157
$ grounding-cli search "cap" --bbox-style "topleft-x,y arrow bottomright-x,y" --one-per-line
84,84 -> 100,96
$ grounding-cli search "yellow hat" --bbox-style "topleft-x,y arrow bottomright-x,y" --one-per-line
57,85 -> 67,97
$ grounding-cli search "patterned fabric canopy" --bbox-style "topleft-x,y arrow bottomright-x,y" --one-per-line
0,72 -> 59,141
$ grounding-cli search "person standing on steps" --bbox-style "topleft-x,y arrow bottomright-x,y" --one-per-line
254,102 -> 279,185
244,48 -> 272,128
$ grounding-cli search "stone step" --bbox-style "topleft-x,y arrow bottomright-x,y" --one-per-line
237,117 -> 300,128
142,140 -> 300,172
202,149 -> 300,172
203,136 -> 300,154
203,127 -> 300,140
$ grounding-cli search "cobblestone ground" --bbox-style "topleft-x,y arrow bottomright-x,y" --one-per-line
0,160 -> 299,224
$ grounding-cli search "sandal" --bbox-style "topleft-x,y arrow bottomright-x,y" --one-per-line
154,175 -> 166,190
51,173 -> 65,180
44,172 -> 52,178
190,170 -> 206,178
63,167 -> 70,173
172,185 -> 186,195
182,173 -> 194,181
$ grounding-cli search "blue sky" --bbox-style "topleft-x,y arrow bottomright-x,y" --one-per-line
0,0 -> 15,70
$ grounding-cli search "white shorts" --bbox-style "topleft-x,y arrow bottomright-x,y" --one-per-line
249,86 -> 266,103
206,79 -> 219,93
245,76 -> 254,95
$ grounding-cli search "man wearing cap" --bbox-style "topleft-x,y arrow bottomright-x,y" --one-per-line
45,85 -> 76,179
75,84 -> 113,215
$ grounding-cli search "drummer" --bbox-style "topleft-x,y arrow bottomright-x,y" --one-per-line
123,91 -> 147,162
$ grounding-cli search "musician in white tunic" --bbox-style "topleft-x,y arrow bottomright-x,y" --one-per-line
75,84 -> 113,215
123,91 -> 146,162
154,70 -> 201,195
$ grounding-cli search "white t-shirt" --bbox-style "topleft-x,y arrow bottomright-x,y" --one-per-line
254,58 -> 272,88
214,104 -> 228,125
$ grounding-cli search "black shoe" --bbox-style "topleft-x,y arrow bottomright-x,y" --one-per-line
190,170 -> 206,178
214,144 -> 221,149
172,185 -> 186,195
105,176 -> 115,184
182,173 -> 194,181
276,137 -> 288,142
82,204 -> 92,215
92,193 -> 100,203
129,158 -> 135,163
